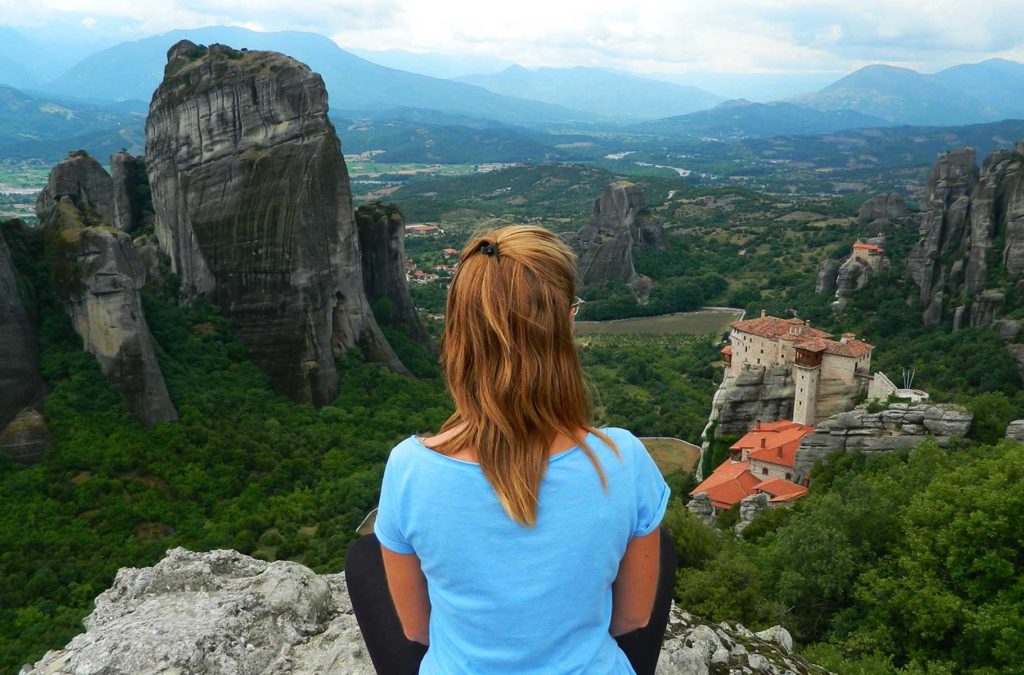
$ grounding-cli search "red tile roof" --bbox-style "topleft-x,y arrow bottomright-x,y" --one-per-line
756,478 -> 809,501
731,315 -> 873,359
731,420 -> 815,468
853,243 -> 885,253
689,461 -> 763,510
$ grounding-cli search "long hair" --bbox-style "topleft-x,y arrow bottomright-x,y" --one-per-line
434,224 -> 618,526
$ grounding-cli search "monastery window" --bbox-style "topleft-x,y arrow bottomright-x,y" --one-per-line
786,473 -> 792,480
761,468 -> 768,475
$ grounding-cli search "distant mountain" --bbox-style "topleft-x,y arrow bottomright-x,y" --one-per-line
41,26 -> 596,126
0,85 -> 145,160
636,99 -> 889,139
349,48 -> 515,79
643,71 -> 843,102
792,59 -> 1024,125
0,26 -> 99,89
457,66 -> 724,121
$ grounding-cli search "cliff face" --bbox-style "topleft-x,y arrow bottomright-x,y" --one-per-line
355,202 -> 433,350
110,150 -> 153,234
0,229 -> 50,463
561,181 -> 667,297
21,547 -> 826,675
794,403 -> 972,478
905,143 -> 1024,325
145,41 -> 403,406
37,152 -> 177,427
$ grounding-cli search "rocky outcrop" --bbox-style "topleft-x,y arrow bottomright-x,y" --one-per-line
21,547 -> 825,675
858,193 -> 907,227
814,258 -> 841,295
835,253 -> 890,297
355,202 -> 432,350
40,193 -> 177,427
36,150 -> 116,228
969,289 -> 1004,329
735,493 -> 770,535
903,143 -> 1024,326
1007,420 -> 1024,441
794,403 -> 973,478
0,229 -> 49,463
110,150 -> 153,234
145,41 -> 404,406
686,492 -> 716,526
704,366 -> 796,438
561,181 -> 667,298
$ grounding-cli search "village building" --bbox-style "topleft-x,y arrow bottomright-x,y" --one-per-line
690,419 -> 814,511
851,241 -> 886,269
405,224 -> 443,236
721,311 -> 873,426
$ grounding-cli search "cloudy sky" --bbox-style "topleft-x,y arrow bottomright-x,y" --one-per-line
3,0 -> 1024,77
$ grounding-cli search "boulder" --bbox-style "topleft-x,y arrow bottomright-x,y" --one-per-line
686,492 -> 716,526
1006,420 -> 1024,441
735,492 -> 770,535
35,150 -> 115,228
970,289 -> 1004,328
0,408 -> 51,464
21,548 -> 827,675
814,258 -> 841,295
992,318 -> 1021,342
145,41 -> 405,406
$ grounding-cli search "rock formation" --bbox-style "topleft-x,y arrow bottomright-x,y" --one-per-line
20,547 -> 826,675
904,143 -> 1024,326
561,181 -> 667,298
814,258 -> 841,295
704,366 -> 796,437
686,492 -> 716,526
0,228 -> 50,463
857,193 -> 907,226
145,41 -> 405,406
735,492 -> 770,535
110,150 -> 154,234
38,153 -> 177,427
794,403 -> 973,478
355,202 -> 432,350
1007,419 -> 1024,441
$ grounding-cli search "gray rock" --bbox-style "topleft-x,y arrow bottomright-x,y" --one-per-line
562,181 -> 666,298
0,408 -> 52,465
992,318 -> 1021,342
1006,419 -> 1024,441
815,258 -> 841,295
145,41 -> 405,407
0,228 -> 48,461
970,289 -> 1004,328
41,197 -> 177,426
687,492 -> 716,526
355,202 -> 433,351
858,194 -> 907,225
109,150 -> 153,234
795,403 -> 973,477
736,493 -> 770,535
952,304 -> 966,331
23,549 -> 828,675
35,150 -> 115,228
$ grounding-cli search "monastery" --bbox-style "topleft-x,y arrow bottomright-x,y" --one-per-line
721,311 -> 874,426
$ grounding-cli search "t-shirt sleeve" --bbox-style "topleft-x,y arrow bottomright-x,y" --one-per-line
631,433 -> 671,537
373,445 -> 416,554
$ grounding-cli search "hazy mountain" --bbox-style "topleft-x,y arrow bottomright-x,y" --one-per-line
41,26 -> 595,125
792,59 -> 1024,125
349,48 -> 515,79
457,66 -> 724,121
637,99 -> 889,139
644,70 -> 843,102
0,84 -> 145,160
0,26 -> 104,89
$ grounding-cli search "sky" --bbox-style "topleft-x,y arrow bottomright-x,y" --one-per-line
3,0 -> 1024,78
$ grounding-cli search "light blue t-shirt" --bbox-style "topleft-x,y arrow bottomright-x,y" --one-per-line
374,426 -> 671,675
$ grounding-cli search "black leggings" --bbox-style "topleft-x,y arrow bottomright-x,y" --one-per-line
345,529 -> 678,675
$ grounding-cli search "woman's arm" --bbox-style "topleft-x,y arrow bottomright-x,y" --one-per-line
610,526 -> 661,636
381,546 -> 431,645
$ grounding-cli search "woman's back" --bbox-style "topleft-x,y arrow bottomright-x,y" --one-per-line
374,426 -> 670,675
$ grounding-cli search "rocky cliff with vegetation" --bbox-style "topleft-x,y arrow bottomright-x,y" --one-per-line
36,151 -> 177,428
355,201 -> 433,350
562,180 -> 667,299
0,228 -> 49,463
906,142 -> 1024,327
20,547 -> 825,675
145,40 -> 404,406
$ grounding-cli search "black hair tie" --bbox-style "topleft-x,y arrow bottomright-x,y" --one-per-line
480,241 -> 499,258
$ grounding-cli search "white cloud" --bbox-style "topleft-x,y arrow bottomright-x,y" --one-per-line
0,0 -> 1022,73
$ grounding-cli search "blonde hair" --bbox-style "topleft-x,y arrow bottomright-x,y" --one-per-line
434,224 -> 618,526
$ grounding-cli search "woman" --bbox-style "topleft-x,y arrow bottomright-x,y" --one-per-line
346,225 -> 675,674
